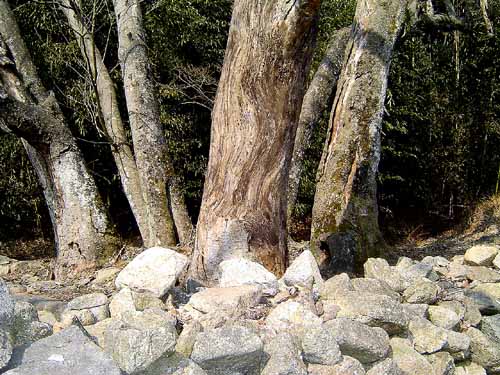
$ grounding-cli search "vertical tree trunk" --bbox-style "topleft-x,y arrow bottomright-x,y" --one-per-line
0,0 -> 119,279
287,27 -> 350,224
60,0 -> 150,244
310,0 -> 406,272
113,0 -> 193,247
190,0 -> 321,282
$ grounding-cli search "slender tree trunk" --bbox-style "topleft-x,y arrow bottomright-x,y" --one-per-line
60,0 -> 151,244
190,0 -> 321,282
287,27 -> 350,224
0,0 -> 119,279
310,0 -> 406,272
113,0 -> 193,247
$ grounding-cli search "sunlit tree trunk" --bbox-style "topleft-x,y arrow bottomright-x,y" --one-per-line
190,0 -> 321,282
287,27 -> 350,224
310,0 -> 406,272
0,0 -> 119,279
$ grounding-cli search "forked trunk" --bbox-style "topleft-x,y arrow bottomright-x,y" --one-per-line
190,0 -> 321,282
311,0 -> 406,272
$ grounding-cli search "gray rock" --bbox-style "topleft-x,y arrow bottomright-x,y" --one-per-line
438,300 -> 466,321
266,300 -> 322,336
404,263 -> 437,284
3,326 -> 121,375
463,298 -> 482,327
186,285 -> 262,315
138,352 -> 206,375
0,278 -> 14,328
283,250 -> 324,292
366,359 -> 403,375
466,266 -> 500,283
464,245 -> 498,266
320,273 -> 353,300
261,333 -> 307,375
334,292 -> 408,334
115,247 -> 189,298
302,325 -> 342,366
445,329 -> 471,361
325,318 -> 390,364
61,308 -> 96,326
455,361 -> 487,375
408,317 -> 448,354
191,325 -> 264,375
363,258 -> 408,293
403,279 -> 440,304
426,352 -> 455,375
390,337 -> 435,375
402,303 -> 429,319
219,258 -> 278,296
351,278 -> 401,301
428,305 -> 461,330
67,293 -> 108,310
109,287 -> 136,318
176,321 -> 203,357
84,318 -> 116,347
93,267 -> 120,285
422,256 -> 450,268
104,309 -> 178,374
308,356 -> 365,375
0,329 -> 12,371
481,314 -> 500,343
465,283 -> 500,314
466,327 -> 500,373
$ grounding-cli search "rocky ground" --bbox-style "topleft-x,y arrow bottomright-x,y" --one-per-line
0,241 -> 500,375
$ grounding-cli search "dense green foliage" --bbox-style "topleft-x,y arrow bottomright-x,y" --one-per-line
1,0 -> 499,246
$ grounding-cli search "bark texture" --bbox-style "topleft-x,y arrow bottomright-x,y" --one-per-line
113,0 -> 193,247
190,0 -> 321,282
287,27 -> 350,223
310,0 -> 406,272
0,0 -> 118,279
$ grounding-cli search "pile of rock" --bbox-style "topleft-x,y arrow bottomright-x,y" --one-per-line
2,244 -> 500,375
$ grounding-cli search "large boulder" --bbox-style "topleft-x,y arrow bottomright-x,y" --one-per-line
325,318 -> 390,364
408,317 -> 448,354
104,309 -> 178,374
282,250 -> 324,292
302,324 -> 342,366
261,333 -> 307,375
466,327 -> 500,373
465,266 -> 500,283
115,247 -> 188,298
3,326 -> 121,375
191,325 -> 264,375
320,273 -> 354,300
219,258 -> 278,296
390,337 -> 435,375
464,245 -> 498,266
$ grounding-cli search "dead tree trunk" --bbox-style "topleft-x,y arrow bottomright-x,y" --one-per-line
287,27 -> 350,224
113,0 -> 193,247
310,0 -> 406,272
190,0 -> 321,282
0,0 -> 119,279
60,0 -> 150,244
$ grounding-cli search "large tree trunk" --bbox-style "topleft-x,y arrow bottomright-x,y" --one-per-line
190,0 -> 321,282
287,27 -> 350,224
0,0 -> 119,279
310,0 -> 406,273
113,0 -> 193,247
60,0 -> 150,244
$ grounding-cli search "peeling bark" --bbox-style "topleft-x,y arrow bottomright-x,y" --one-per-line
287,27 -> 350,223
0,0 -> 119,279
113,0 -> 193,247
190,0 -> 321,282
310,0 -> 406,271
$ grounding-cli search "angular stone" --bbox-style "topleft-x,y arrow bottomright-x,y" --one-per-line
334,292 -> 408,334
438,300 -> 466,321
176,321 -> 203,357
320,273 -> 353,300
191,325 -> 264,375
266,300 -> 322,336
465,283 -> 500,314
466,327 -> 500,373
463,298 -> 482,327
115,247 -> 188,298
325,318 -> 390,364
481,314 -> 500,343
402,303 -> 429,319
428,305 -> 461,330
67,293 -> 108,310
3,326 -> 121,375
403,279 -> 440,304
93,267 -> 120,284
351,278 -> 401,301
308,357 -> 365,375
262,333 -> 307,375
366,358 -> 403,375
302,324 -> 342,366
85,318 -> 116,347
466,266 -> 500,283
61,308 -> 96,327
109,287 -> 136,318
455,361 -> 487,375
0,278 -> 14,329
445,330 -> 471,361
104,309 -> 178,374
0,329 -> 12,371
422,256 -> 450,268
464,245 -> 498,266
404,263 -> 437,284
187,285 -> 262,314
427,352 -> 455,375
364,258 -> 408,293
283,250 -> 324,292
132,291 -> 166,311
408,317 -> 448,354
219,258 -> 278,296
137,352 -> 206,375
10,301 -> 52,347
390,337 -> 435,375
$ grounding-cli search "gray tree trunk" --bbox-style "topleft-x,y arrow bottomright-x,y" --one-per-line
0,0 -> 119,279
190,0 -> 321,282
60,0 -> 150,244
310,0 -> 406,272
287,27 -> 350,224
113,0 -> 193,247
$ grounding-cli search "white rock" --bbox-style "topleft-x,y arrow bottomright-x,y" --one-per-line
219,258 -> 278,295
109,288 -> 136,319
464,245 -> 498,266
283,250 -> 324,292
266,300 -> 322,336
115,247 -> 188,298
186,285 -> 262,315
